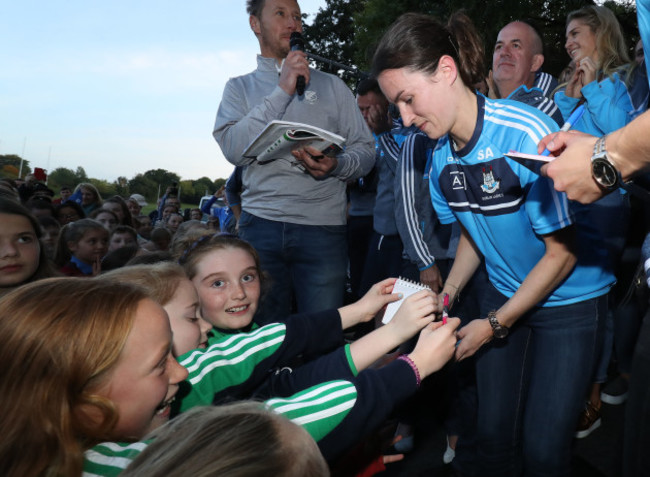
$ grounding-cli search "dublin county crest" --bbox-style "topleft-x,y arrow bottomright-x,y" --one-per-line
480,166 -> 500,194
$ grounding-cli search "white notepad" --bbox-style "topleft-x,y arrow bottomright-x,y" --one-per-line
382,277 -> 431,324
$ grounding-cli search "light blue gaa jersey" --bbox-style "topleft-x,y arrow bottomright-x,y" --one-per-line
642,1 -> 650,84
429,95 -> 612,306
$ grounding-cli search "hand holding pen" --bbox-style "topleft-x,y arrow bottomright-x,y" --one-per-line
442,293 -> 449,325
540,104 -> 586,156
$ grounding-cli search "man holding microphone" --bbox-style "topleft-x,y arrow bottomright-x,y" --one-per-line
213,0 -> 374,323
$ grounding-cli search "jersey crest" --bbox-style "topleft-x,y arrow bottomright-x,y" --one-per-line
480,165 -> 500,194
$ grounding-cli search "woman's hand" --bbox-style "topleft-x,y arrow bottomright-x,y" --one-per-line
565,67 -> 583,98
454,318 -> 493,361
576,57 -> 598,87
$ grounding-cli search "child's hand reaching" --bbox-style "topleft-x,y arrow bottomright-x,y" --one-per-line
385,290 -> 438,342
338,278 -> 399,330
407,318 -> 460,379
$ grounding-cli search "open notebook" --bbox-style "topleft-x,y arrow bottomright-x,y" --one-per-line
382,277 -> 431,325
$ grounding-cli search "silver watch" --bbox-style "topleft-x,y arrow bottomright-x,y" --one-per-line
591,136 -> 621,190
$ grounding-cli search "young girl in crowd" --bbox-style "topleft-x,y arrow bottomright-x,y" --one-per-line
372,12 -> 612,476
175,231 -> 269,336
54,200 -> 85,225
92,208 -> 119,232
55,218 -> 109,276
0,278 -> 189,477
0,277 -> 458,476
164,212 -> 184,236
0,197 -> 57,296
102,262 -> 212,356
103,196 -> 135,228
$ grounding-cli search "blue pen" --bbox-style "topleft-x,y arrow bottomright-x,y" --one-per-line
540,104 -> 586,156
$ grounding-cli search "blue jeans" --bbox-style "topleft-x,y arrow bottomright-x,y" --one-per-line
475,284 -> 604,477
238,211 -> 347,324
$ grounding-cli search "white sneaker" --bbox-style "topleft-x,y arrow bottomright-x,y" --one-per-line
443,436 -> 456,464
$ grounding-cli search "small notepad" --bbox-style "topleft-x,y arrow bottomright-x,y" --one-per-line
382,277 -> 431,324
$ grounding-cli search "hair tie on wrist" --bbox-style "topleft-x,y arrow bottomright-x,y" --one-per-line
398,354 -> 421,387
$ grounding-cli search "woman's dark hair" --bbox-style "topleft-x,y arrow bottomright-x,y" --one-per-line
371,12 -> 485,89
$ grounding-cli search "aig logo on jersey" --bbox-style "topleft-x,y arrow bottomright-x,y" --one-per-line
451,171 -> 466,190
480,166 -> 500,194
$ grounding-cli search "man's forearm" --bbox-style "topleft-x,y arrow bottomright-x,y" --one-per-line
608,110 -> 650,181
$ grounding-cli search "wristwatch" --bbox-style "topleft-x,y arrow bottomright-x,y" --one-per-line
591,135 -> 621,190
487,310 -> 509,339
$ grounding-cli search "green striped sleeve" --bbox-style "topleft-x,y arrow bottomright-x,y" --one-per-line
265,380 -> 358,442
343,343 -> 358,376
177,323 -> 287,412
83,441 -> 149,477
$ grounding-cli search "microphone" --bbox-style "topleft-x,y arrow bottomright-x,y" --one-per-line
289,31 -> 306,96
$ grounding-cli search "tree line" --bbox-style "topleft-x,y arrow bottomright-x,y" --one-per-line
1,154 -> 225,205
303,0 -> 639,87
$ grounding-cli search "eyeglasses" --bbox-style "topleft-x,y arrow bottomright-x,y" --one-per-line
60,214 -> 80,220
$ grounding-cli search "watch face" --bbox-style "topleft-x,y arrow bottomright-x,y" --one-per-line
592,159 -> 618,188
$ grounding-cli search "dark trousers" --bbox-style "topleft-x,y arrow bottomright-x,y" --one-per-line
623,307 -> 650,477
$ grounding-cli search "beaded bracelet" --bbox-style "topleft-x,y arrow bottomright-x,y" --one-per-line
397,354 -> 421,387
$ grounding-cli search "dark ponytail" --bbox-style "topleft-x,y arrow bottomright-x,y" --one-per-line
447,12 -> 485,87
371,11 -> 485,88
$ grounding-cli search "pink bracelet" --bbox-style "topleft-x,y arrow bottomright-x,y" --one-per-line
397,354 -> 421,387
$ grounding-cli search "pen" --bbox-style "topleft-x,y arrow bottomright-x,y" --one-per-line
442,293 -> 449,325
540,104 -> 586,156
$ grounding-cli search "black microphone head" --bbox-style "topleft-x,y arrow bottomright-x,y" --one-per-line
290,32 -> 304,51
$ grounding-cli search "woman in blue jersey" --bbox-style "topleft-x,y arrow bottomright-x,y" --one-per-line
373,12 -> 612,477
